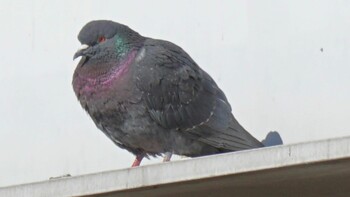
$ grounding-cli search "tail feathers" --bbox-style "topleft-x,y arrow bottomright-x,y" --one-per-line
261,131 -> 283,147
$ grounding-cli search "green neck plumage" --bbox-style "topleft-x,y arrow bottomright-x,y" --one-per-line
114,35 -> 131,57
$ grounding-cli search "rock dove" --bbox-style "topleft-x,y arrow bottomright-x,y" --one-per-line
72,20 -> 282,167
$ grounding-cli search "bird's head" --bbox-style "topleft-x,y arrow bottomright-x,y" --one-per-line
73,20 -> 143,64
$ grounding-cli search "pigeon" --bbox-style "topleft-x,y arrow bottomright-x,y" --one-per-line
72,20 -> 282,167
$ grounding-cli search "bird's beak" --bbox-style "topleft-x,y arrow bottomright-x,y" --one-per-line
73,44 -> 90,60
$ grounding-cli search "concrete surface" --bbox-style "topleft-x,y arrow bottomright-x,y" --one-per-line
1,136 -> 350,197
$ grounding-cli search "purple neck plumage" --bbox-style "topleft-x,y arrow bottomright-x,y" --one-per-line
74,50 -> 138,96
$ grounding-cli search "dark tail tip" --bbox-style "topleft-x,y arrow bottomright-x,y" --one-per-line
261,131 -> 283,147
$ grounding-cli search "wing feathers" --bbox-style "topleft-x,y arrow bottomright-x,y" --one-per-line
137,39 -> 263,152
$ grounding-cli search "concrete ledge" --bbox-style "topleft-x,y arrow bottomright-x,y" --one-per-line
1,136 -> 350,197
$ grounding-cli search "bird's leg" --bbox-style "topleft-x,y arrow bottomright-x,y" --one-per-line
131,153 -> 144,167
163,152 -> 173,162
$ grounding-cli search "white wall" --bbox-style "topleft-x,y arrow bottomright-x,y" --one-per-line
0,0 -> 349,187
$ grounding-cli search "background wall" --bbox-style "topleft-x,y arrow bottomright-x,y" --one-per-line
0,0 -> 349,187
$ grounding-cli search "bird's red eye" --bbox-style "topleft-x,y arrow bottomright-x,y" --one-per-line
98,36 -> 106,43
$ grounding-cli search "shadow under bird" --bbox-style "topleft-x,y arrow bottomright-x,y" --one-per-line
72,20 -> 282,167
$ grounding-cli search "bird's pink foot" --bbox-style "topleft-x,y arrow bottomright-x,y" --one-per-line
131,154 -> 144,167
